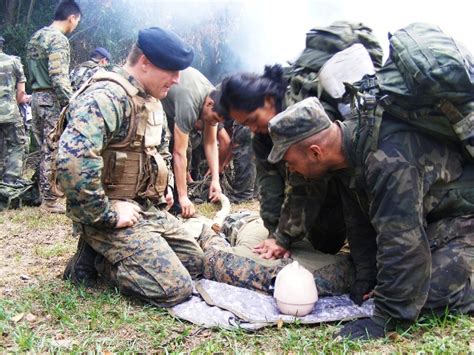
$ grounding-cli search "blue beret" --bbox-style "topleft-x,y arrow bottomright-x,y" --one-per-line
137,27 -> 194,71
90,47 -> 111,61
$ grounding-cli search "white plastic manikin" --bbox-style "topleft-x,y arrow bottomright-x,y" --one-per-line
274,261 -> 318,317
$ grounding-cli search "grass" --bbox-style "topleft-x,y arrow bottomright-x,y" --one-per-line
0,204 -> 472,352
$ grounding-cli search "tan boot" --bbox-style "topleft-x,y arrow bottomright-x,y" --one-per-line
40,199 -> 66,214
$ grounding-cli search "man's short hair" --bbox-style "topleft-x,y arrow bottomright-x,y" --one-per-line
54,1 -> 82,21
209,89 -> 225,116
127,43 -> 144,66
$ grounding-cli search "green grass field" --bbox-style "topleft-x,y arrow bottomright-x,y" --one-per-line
0,206 -> 472,353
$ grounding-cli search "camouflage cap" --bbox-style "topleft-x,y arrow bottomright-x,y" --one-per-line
268,97 -> 331,164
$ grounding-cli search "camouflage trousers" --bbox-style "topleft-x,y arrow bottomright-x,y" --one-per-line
198,212 -> 355,296
221,124 -> 257,203
0,121 -> 27,181
31,91 -> 61,201
78,204 -> 204,307
421,215 -> 473,314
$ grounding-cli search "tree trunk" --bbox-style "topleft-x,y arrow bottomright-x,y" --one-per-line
25,0 -> 35,27
4,0 -> 18,26
16,0 -> 22,24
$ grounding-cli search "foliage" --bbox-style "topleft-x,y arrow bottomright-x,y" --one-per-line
0,205 -> 472,352
0,0 -> 243,86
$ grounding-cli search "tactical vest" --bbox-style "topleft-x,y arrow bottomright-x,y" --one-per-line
50,71 -> 168,202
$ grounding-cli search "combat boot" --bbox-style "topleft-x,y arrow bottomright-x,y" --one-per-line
63,237 -> 98,287
41,199 -> 66,214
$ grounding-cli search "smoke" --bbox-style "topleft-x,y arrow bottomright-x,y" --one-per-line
118,0 -> 471,77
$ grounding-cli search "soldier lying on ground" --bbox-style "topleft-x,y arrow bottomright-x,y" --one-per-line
184,211 -> 354,297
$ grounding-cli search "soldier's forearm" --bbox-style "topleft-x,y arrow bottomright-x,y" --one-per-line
173,150 -> 188,198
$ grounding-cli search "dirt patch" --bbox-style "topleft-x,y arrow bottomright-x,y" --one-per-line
0,207 -> 74,296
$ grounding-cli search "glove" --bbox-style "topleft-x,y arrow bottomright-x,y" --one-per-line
350,279 -> 375,306
338,318 -> 385,340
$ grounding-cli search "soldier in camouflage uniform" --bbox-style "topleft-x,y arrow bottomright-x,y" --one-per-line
219,64 -> 346,259
0,36 -> 28,186
26,1 -> 81,213
268,97 -> 473,340
70,47 -> 111,91
196,211 -> 354,297
58,27 -> 203,307
220,122 -> 258,203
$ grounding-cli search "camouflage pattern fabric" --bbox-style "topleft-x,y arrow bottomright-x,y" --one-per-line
0,51 -> 26,124
26,26 -> 73,107
27,26 -> 73,201
252,132 -> 346,253
0,122 -> 27,181
336,114 -> 474,327
57,66 -> 201,306
0,51 -> 27,182
221,123 -> 257,203
199,212 -> 354,297
70,60 -> 103,91
188,123 -> 257,204
81,205 -> 203,307
31,91 -> 62,201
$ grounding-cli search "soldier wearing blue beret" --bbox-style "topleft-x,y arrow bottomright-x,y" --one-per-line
70,47 -> 112,91
59,27 -> 204,307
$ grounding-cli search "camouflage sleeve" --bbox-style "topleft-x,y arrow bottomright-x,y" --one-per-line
339,181 -> 377,284
159,110 -> 174,189
56,89 -> 126,228
252,134 -> 285,234
48,35 -> 73,107
273,173 -> 329,249
13,57 -> 26,83
364,146 -> 431,326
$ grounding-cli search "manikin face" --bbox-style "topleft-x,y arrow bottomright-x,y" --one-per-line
283,144 -> 330,180
229,96 -> 277,134
143,62 -> 180,99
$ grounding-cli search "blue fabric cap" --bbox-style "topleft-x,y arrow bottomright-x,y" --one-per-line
0,36 -> 5,44
137,27 -> 194,71
90,47 -> 111,61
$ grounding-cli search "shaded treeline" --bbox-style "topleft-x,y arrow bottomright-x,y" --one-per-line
0,0 -> 242,87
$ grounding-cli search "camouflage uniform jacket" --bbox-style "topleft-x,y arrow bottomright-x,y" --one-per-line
253,133 -> 328,249
26,26 -> 73,107
0,51 -> 26,124
56,66 -> 173,228
338,114 -> 474,325
70,59 -> 103,91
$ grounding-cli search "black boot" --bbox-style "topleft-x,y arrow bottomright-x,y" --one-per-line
63,237 -> 98,287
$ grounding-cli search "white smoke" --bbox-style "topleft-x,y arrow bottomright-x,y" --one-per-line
122,0 -> 472,74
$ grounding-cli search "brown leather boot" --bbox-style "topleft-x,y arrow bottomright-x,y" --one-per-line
63,237 -> 98,287
41,199 -> 66,214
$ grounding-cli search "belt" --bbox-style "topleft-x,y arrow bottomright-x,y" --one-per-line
32,88 -> 53,93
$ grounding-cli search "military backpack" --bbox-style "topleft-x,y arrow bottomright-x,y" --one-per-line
347,22 -> 474,159
285,21 -> 384,118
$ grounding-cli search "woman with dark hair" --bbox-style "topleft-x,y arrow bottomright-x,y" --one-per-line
219,64 -> 346,261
